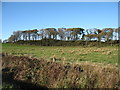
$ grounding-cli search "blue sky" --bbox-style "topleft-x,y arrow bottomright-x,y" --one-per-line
2,2 -> 118,40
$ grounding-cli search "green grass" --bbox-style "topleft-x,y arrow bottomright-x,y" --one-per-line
2,82 -> 20,89
2,43 -> 118,65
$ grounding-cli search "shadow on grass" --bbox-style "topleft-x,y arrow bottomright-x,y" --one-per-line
2,67 -> 48,90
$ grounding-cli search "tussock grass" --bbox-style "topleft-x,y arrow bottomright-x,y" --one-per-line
2,55 -> 119,88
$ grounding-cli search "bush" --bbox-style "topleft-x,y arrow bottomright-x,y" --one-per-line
15,39 -> 119,47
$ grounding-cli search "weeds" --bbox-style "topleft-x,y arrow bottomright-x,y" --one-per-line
2,55 -> 119,88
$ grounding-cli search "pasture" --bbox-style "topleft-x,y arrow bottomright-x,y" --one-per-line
2,43 -> 119,88
2,43 -> 118,65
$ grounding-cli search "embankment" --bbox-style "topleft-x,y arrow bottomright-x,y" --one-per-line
2,54 -> 119,88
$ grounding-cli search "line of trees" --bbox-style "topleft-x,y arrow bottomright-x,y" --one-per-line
4,27 -> 120,43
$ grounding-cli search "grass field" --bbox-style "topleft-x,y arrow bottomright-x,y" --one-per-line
2,43 -> 118,65
2,43 -> 119,88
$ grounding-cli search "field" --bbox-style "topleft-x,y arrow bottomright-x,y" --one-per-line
2,43 -> 118,65
2,43 -> 119,89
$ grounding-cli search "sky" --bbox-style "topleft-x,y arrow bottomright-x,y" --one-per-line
2,2 -> 118,40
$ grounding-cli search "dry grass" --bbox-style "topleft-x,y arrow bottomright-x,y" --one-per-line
2,55 -> 119,88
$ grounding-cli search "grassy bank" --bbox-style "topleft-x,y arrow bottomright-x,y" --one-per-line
2,55 -> 119,88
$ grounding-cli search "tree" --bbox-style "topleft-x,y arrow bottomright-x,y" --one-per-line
31,29 -> 39,40
58,28 -> 65,40
22,31 -> 28,40
44,28 -> 58,39
65,28 -> 73,40
84,29 -> 93,41
40,29 -> 47,39
3,39 -> 8,43
22,29 -> 38,40
85,34 -> 97,41
13,31 -> 22,41
94,28 -> 102,42
8,35 -> 16,42
50,28 -> 58,39
102,28 -> 113,42
45,28 -> 52,39
0,39 -> 2,43
114,27 -> 120,40
97,29 -> 106,42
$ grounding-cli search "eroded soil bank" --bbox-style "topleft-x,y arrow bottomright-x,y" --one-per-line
2,54 -> 119,88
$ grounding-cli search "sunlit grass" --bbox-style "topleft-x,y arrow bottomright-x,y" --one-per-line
2,43 -> 118,65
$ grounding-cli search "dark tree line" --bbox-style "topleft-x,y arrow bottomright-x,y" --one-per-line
4,27 -> 120,43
